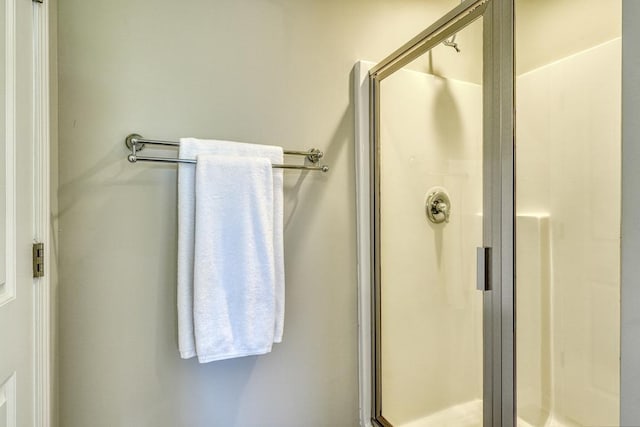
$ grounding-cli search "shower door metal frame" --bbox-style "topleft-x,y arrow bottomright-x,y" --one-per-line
367,0 -> 515,425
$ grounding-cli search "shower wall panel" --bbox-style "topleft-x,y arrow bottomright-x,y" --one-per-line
516,38 -> 621,427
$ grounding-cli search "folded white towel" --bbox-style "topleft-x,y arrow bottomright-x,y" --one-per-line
193,154 -> 276,362
177,138 -> 285,359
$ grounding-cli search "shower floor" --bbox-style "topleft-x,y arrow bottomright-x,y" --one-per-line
397,399 -> 575,427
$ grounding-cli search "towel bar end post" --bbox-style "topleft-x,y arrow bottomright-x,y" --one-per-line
125,133 -> 145,152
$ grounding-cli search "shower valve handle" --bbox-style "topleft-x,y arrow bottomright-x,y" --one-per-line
425,188 -> 451,224
431,200 -> 450,223
435,201 -> 448,216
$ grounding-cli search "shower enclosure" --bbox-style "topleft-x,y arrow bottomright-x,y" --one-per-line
355,0 -> 623,426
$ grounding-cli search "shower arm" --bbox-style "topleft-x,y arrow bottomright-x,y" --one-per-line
443,34 -> 461,53
443,0 -> 463,52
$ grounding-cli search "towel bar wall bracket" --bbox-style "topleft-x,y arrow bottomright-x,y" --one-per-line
125,133 -> 330,172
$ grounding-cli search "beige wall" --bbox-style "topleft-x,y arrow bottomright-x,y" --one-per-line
56,1 -> 461,426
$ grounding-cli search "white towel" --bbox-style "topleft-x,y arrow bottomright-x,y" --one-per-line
193,154 -> 276,362
177,138 -> 285,359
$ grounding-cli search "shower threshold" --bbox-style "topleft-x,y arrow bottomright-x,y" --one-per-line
396,399 -> 578,427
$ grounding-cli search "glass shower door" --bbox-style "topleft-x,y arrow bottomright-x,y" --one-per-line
366,0 -> 512,425
377,32 -> 484,425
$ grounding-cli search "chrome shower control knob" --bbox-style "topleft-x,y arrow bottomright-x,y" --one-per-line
435,202 -> 448,215
425,188 -> 451,224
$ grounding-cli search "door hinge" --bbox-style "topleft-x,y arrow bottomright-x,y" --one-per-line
33,243 -> 44,278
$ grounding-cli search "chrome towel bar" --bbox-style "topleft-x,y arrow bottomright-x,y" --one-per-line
125,134 -> 330,172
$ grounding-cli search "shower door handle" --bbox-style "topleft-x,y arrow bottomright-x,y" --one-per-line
476,247 -> 491,291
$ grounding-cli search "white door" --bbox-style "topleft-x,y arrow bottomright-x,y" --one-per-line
0,0 -> 35,425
